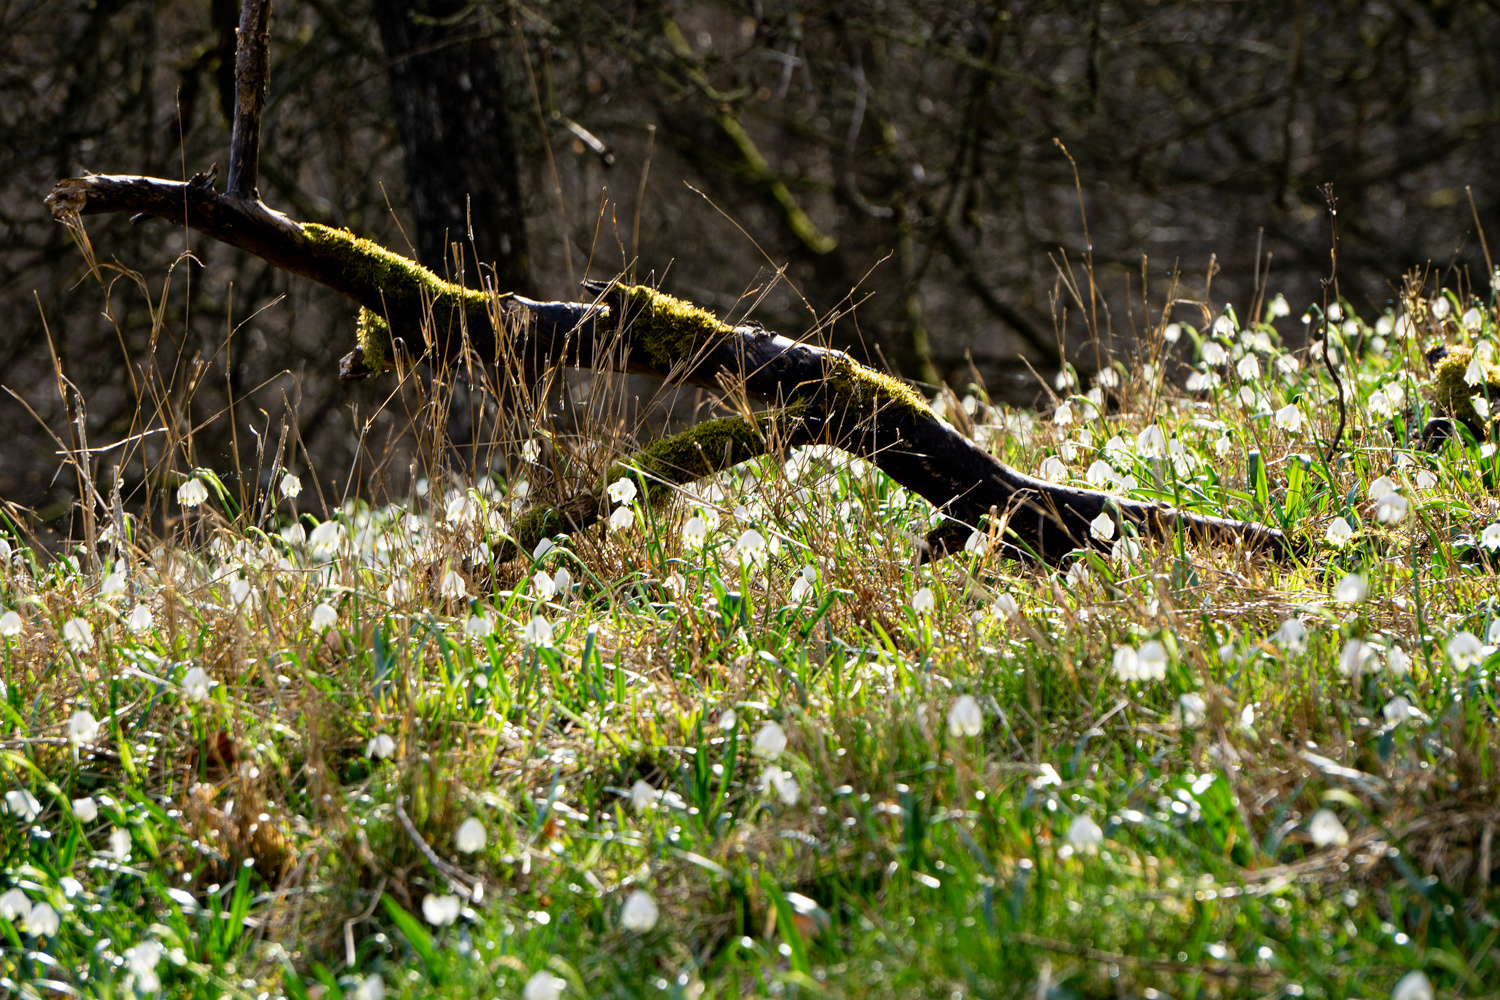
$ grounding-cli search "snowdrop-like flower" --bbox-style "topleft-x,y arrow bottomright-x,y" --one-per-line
465,613 -> 494,639
1385,645 -> 1410,676
911,586 -> 935,615
991,594 -> 1020,621
1135,425 -> 1166,459
1066,815 -> 1104,852
1274,404 -> 1304,433
1430,296 -> 1451,320
1367,476 -> 1396,500
0,610 -> 20,637
1089,511 -> 1115,541
1307,809 -> 1348,848
523,971 -> 567,1000
1137,641 -> 1168,680
1269,293 -> 1290,318
682,513 -> 708,548
127,604 -> 153,632
789,565 -> 816,602
1382,696 -> 1423,726
1481,523 -> 1500,551
1447,631 -> 1484,671
533,538 -> 556,561
1112,645 -> 1140,681
1374,492 -> 1408,524
311,603 -> 338,631
454,817 -> 486,853
1111,537 -> 1142,565
72,797 -> 98,823
718,709 -> 737,731
1185,371 -> 1220,392
1466,355 -> 1486,387
1236,354 -> 1261,380
522,439 -> 542,463
1163,322 -> 1182,343
1177,692 -> 1207,728
24,902 -> 58,937
352,975 -> 387,1000
1414,469 -> 1438,491
1338,639 -> 1376,677
523,616 -> 555,648
736,529 -> 769,569
947,695 -> 982,737
607,477 -> 638,505
552,567 -> 572,605
1052,401 -> 1073,427
181,666 -> 213,702
124,940 -> 163,993
1324,517 -> 1354,547
366,734 -> 396,760
1201,342 -> 1228,366
4,790 -> 39,822
108,826 -> 132,862
0,888 -> 30,921
1474,396 -> 1493,421
177,478 -> 208,507
753,721 -> 787,757
68,709 -> 99,747
1463,308 -> 1484,332
1333,573 -> 1367,604
608,506 -> 635,532
1038,456 -> 1068,482
422,893 -> 461,926
1391,971 -> 1434,1000
1367,390 -> 1394,419
1085,460 -> 1117,489
100,570 -> 127,597
1277,618 -> 1309,652
620,889 -> 659,931
445,493 -> 478,526
532,570 -> 557,602
439,570 -> 468,600
62,618 -> 93,653
762,765 -> 800,805
630,780 -> 656,812
228,577 -> 253,609
279,473 -> 302,499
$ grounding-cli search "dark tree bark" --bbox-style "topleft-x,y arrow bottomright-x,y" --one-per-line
373,0 -> 533,294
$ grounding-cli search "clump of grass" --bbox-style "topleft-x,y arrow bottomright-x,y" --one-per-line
1,273 -> 1499,1000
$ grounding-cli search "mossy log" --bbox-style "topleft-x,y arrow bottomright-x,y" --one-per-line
46,170 -> 1298,564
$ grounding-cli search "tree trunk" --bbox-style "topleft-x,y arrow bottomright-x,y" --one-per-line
373,0 -> 533,295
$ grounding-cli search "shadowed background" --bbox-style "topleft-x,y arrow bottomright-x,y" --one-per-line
3,0 -> 1497,536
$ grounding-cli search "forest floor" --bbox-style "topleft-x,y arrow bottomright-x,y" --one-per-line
0,285 -> 1497,999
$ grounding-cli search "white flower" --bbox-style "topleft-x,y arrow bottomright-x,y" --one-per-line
522,439 -> 542,463
1382,696 -> 1423,725
1239,703 -> 1256,729
1338,639 -> 1376,677
1065,815 -> 1104,852
108,826 -> 132,862
761,765 -> 800,805
552,567 -> 572,604
1201,342 -> 1228,366
445,492 -> 479,526
911,587 -> 935,615
1274,404 -> 1304,433
1236,354 -> 1261,380
630,780 -> 656,812
352,974 -> 387,1000
607,477 -> 638,505
1430,296 -> 1451,319
0,610 -> 21,637
279,473 -> 302,499
1328,302 -> 1344,321
1324,517 -> 1354,547
1111,536 -> 1142,565
1333,573 -> 1367,604
68,709 -> 99,747
1374,493 -> 1408,524
1481,523 -> 1500,551
718,709 -> 737,731
1112,645 -> 1140,681
523,971 -> 567,1000
125,940 -> 163,993
281,522 -> 307,546
1137,641 -> 1168,680
1414,469 -> 1438,491
1463,308 -> 1484,332
532,570 -> 557,602
366,734 -> 396,760
1038,456 -> 1068,482
524,616 -> 555,648
181,666 -> 213,702
228,577 -> 254,609
177,478 -> 209,507
753,721 -> 787,757
789,565 -> 816,602
1135,425 -> 1166,459
311,602 -> 338,631
1367,390 -> 1393,419
1367,476 -> 1396,500
100,570 -> 127,597
1163,322 -> 1181,343
1307,809 -> 1348,848
1269,293 -> 1290,318
62,618 -> 93,653
72,796 -> 98,823
1085,460 -> 1117,489
127,604 -> 153,632
736,529 -> 769,569
1277,619 -> 1309,653
1185,371 -> 1220,392
439,570 -> 468,600
0,889 -> 30,921
1177,692 -> 1207,728
1089,511 -> 1115,541
24,902 -> 58,937
422,893 -> 461,926
991,594 -> 1020,621
1385,645 -> 1411,676
682,514 -> 708,548
4,789 -> 40,822
608,505 -> 635,532
620,889 -> 660,931
1474,396 -> 1493,421
1466,355 -> 1485,387
1447,631 -> 1484,671
1052,401 -> 1073,427
465,613 -> 494,639
454,817 -> 486,853
1391,970 -> 1434,1000
947,695 -> 982,737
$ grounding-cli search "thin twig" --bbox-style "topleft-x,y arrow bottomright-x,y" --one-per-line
1318,184 -> 1346,465
392,797 -> 483,902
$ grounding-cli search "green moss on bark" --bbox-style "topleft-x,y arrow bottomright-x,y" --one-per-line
1433,346 -> 1500,429
606,415 -> 771,504
826,355 -> 929,416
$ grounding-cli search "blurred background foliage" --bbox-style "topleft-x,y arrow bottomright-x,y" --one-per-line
2,0 -> 1498,532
